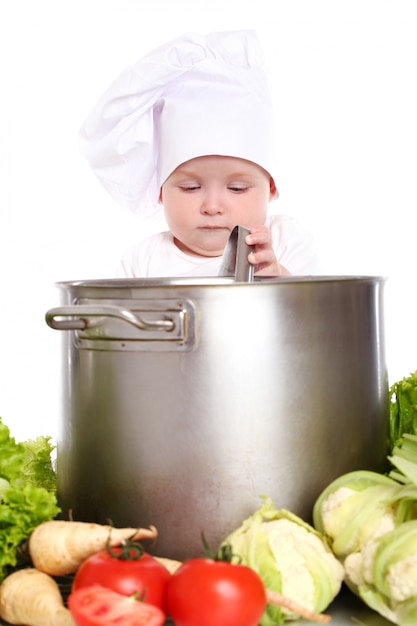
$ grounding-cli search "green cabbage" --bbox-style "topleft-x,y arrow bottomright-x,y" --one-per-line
221,496 -> 344,624
0,417 -> 60,582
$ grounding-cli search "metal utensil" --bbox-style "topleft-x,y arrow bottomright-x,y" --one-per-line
218,224 -> 254,281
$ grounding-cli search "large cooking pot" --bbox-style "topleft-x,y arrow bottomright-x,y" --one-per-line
46,276 -> 389,560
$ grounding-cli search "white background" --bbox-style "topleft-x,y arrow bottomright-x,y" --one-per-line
1,0 -> 416,442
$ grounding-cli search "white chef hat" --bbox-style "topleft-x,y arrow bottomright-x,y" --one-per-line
79,30 -> 279,216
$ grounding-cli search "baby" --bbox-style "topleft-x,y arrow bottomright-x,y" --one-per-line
79,30 -> 319,277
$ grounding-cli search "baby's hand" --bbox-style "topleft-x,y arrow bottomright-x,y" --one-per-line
246,226 -> 291,277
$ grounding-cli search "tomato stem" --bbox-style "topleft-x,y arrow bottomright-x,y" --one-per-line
105,531 -> 146,561
201,532 -> 241,564
129,589 -> 147,603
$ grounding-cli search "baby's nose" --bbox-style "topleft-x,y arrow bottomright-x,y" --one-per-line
201,191 -> 224,214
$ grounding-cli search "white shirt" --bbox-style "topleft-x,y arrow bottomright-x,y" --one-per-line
117,214 -> 320,278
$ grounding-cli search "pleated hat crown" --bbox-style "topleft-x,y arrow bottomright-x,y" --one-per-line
79,30 -> 278,215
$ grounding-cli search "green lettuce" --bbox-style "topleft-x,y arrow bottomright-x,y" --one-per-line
0,417 -> 60,582
389,369 -> 417,450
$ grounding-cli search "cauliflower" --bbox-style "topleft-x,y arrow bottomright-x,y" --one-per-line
387,554 -> 417,602
342,521 -> 417,625
313,470 -> 403,558
343,551 -> 364,587
343,539 -> 380,590
319,486 -> 357,539
263,519 -> 316,613
313,433 -> 417,626
221,496 -> 344,625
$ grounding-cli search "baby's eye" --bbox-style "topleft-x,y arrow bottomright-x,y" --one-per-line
228,185 -> 248,193
180,184 -> 200,192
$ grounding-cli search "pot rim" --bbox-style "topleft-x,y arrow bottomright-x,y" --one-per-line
54,275 -> 387,289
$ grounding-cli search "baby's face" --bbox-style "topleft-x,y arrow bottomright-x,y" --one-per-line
160,155 -> 275,257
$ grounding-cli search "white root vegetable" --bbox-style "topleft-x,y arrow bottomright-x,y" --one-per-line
153,555 -> 183,574
29,520 -> 158,576
0,568 -> 74,626
266,589 -> 331,623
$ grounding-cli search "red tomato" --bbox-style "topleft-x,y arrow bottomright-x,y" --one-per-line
68,584 -> 166,626
166,558 -> 266,626
72,548 -> 170,612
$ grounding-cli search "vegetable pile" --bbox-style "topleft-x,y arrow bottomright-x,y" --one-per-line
0,414 -> 340,625
2,366 -> 417,626
0,519 -> 334,626
0,520 -> 164,626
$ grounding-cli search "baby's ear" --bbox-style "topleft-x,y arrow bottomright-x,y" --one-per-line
269,177 -> 278,199
158,187 -> 163,203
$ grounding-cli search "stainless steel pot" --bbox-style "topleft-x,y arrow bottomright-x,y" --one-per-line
46,276 -> 389,560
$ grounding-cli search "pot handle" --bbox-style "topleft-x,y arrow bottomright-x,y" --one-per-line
45,305 -> 175,332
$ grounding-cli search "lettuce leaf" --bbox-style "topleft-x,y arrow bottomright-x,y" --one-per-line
0,417 -> 60,581
19,435 -> 57,492
389,370 -> 417,450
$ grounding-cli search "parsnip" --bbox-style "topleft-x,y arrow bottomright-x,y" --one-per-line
0,568 -> 74,626
29,520 -> 158,576
154,555 -> 182,574
266,589 -> 331,623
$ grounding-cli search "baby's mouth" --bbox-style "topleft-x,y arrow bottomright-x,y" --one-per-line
199,225 -> 228,230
